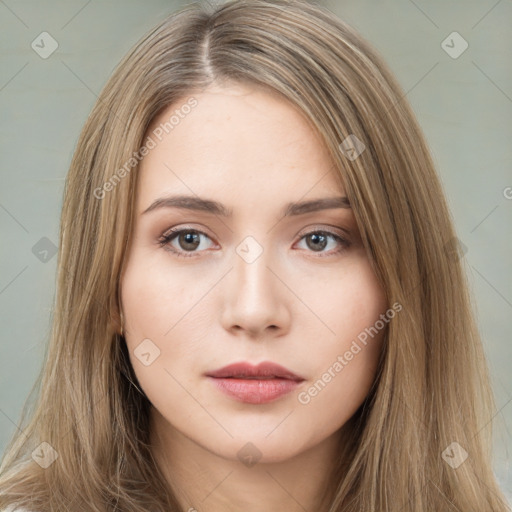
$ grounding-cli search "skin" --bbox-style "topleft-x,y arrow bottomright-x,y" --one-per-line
120,82 -> 387,512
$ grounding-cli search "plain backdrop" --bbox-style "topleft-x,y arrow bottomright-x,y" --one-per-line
1,0 -> 511,503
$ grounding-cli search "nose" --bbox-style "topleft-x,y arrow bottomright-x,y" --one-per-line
220,240 -> 291,338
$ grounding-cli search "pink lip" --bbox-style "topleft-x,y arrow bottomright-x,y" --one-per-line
206,361 -> 305,404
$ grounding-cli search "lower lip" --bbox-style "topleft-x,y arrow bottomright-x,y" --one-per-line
207,377 -> 302,404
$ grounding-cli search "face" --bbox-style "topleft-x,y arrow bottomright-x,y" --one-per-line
120,82 -> 388,464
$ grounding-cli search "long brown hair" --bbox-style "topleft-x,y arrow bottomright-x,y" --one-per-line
1,0 -> 509,510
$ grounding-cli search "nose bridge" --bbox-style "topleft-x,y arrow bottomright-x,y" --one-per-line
221,233 -> 288,333
233,234 -> 277,302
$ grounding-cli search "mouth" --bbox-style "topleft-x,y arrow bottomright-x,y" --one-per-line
205,361 -> 305,382
221,376 -> 290,380
205,361 -> 305,404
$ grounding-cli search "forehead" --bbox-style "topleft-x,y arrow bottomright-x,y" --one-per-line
137,83 -> 343,212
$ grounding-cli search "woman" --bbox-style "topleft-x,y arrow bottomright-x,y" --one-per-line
0,0 -> 508,510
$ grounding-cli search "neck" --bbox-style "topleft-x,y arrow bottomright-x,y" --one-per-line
149,407 -> 350,512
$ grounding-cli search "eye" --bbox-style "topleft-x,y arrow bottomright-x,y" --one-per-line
295,229 -> 350,257
157,227 -> 351,258
157,227 -> 215,258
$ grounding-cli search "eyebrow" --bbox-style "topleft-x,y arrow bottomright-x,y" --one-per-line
141,194 -> 351,217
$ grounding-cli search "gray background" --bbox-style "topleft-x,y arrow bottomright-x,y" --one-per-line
1,0 -> 511,503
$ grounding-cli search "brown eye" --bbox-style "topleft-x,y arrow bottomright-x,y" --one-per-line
295,230 -> 350,257
158,228 -> 214,258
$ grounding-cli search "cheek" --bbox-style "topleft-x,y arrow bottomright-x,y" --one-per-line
297,259 -> 386,413
298,254 -> 387,346
120,257 -> 194,412
332,259 -> 387,369
120,250 -> 194,337
119,251 -> 212,386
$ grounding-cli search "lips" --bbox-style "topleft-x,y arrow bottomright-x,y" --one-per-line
206,361 -> 305,404
205,361 -> 305,382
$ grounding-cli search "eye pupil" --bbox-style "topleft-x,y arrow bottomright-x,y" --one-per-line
306,233 -> 327,252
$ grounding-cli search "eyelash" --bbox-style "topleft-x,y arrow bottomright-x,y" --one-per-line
157,226 -> 351,259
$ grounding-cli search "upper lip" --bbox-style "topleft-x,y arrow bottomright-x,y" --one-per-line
206,361 -> 305,382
